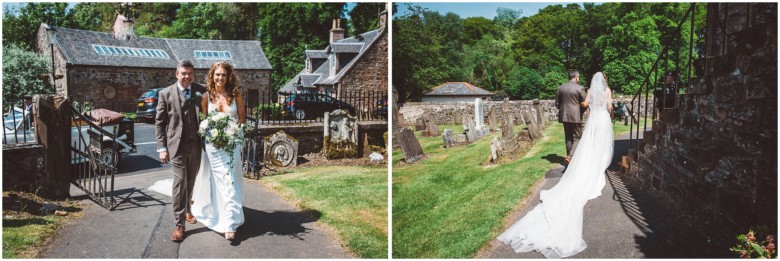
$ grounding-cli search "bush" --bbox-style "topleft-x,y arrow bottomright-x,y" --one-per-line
253,103 -> 283,120
730,229 -> 775,258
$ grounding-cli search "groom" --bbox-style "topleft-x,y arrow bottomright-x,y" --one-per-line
556,70 -> 586,164
155,60 -> 207,242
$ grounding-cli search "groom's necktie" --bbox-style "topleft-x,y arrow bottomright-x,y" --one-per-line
183,88 -> 190,99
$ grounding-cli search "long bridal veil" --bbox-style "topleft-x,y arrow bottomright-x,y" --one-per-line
497,72 -> 614,258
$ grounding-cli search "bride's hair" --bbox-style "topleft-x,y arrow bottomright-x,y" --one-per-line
206,61 -> 242,105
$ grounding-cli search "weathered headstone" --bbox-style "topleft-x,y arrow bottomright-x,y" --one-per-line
423,114 -> 440,137
463,115 -> 480,143
398,127 -> 425,164
523,109 -> 542,140
414,117 -> 426,131
323,109 -> 358,159
533,99 -> 545,126
490,137 -> 503,163
488,105 -> 497,131
397,112 -> 406,127
502,97 -> 510,112
442,129 -> 455,148
263,130 -> 299,167
454,133 -> 468,144
453,111 -> 463,125
515,110 -> 525,126
474,98 -> 484,129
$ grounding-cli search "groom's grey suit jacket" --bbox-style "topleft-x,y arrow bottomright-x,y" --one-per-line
155,82 -> 206,157
556,81 -> 586,123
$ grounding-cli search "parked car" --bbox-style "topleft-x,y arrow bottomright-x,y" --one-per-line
374,95 -> 388,119
281,93 -> 355,120
136,88 -> 163,123
3,107 -> 136,168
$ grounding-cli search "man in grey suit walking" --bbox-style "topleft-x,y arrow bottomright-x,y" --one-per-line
556,70 -> 586,164
156,60 -> 207,242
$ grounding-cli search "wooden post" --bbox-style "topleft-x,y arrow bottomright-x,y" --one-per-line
34,94 -> 71,199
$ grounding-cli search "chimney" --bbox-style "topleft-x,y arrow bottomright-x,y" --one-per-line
113,14 -> 136,41
379,9 -> 388,29
329,18 -> 345,43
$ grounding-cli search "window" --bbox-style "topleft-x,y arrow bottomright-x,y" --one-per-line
92,44 -> 169,59
194,50 -> 232,60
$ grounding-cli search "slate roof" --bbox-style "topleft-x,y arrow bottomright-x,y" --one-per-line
48,25 -> 271,70
279,27 -> 385,93
423,82 -> 494,96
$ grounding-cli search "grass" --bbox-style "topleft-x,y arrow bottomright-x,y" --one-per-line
392,123 -> 566,258
260,165 -> 388,258
2,191 -> 83,258
3,216 -> 62,258
612,116 -> 651,135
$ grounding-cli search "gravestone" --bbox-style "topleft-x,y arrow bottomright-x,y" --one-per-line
474,98 -> 485,129
515,110 -> 525,126
453,111 -> 463,125
454,133 -> 468,144
500,111 -> 518,155
397,112 -> 406,127
523,109 -> 542,140
488,105 -> 497,131
323,109 -> 358,159
414,118 -> 426,131
442,129 -> 455,148
502,97 -> 510,112
463,115 -> 480,143
423,114 -> 440,137
490,137 -> 503,163
398,127 -> 424,164
263,130 -> 299,167
533,99 -> 546,126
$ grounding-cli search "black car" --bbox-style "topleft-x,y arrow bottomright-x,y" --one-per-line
373,95 -> 388,119
136,88 -> 162,122
281,93 -> 355,120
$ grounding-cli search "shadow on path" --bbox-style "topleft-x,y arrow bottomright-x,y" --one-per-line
541,153 -> 566,166
189,207 -> 322,246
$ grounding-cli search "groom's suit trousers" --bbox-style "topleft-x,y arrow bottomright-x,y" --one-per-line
171,139 -> 202,226
563,122 -> 583,158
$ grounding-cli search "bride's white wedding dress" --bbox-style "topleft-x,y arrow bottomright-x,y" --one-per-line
191,99 -> 245,233
497,72 -> 614,258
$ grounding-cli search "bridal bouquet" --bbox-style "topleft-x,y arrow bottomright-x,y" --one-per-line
197,111 -> 246,152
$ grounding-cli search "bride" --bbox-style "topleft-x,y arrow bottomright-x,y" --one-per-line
497,72 -> 614,258
191,61 -> 247,241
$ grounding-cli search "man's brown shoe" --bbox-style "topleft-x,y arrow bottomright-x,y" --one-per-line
186,213 -> 196,224
171,225 -> 184,242
565,157 -> 571,164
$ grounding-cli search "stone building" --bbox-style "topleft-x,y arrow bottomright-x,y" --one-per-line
35,15 -> 272,110
420,82 -> 495,102
629,3 -> 776,247
279,10 -> 388,97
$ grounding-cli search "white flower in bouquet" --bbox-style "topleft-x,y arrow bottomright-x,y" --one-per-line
199,120 -> 209,133
210,129 -> 219,137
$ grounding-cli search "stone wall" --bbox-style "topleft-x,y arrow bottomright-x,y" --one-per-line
398,100 -> 559,125
340,30 -> 388,93
630,3 -> 777,244
65,66 -> 272,106
2,143 -> 46,191
254,122 -> 387,157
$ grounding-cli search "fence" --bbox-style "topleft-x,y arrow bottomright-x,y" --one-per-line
2,98 -> 35,145
245,88 -> 387,128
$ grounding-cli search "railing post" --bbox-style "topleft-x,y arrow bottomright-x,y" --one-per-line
33,94 -> 71,199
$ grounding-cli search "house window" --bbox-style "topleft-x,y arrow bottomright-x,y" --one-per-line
194,50 -> 232,60
92,44 -> 169,59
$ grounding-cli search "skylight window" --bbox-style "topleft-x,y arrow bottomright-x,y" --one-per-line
194,50 -> 232,60
92,44 -> 170,59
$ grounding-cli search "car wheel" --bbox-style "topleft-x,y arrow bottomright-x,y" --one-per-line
100,143 -> 120,168
294,109 -> 306,120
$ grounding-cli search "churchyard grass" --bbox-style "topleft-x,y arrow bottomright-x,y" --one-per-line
392,123 -> 566,258
260,165 -> 388,258
612,116 -> 650,135
3,215 -> 62,258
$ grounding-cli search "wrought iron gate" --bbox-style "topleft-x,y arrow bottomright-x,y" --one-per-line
70,107 -> 118,210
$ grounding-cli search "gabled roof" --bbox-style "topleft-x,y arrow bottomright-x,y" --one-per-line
280,27 -> 385,93
46,25 -> 271,70
423,82 -> 494,96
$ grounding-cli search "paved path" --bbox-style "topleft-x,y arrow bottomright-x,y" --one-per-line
41,166 -> 350,258
482,132 -> 720,258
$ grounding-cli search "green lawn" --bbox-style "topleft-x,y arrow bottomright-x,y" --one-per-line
260,165 -> 388,258
612,116 -> 651,135
2,216 -> 62,258
392,123 -> 566,258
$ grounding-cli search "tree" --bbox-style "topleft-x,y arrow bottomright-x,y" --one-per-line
349,2 -> 386,35
257,3 -> 346,92
2,45 -> 54,106
463,17 -> 495,45
157,3 -> 259,40
505,67 -> 542,100
392,4 -> 446,102
2,3 -> 71,51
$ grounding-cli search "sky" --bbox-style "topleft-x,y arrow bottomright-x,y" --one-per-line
394,2 -> 587,19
